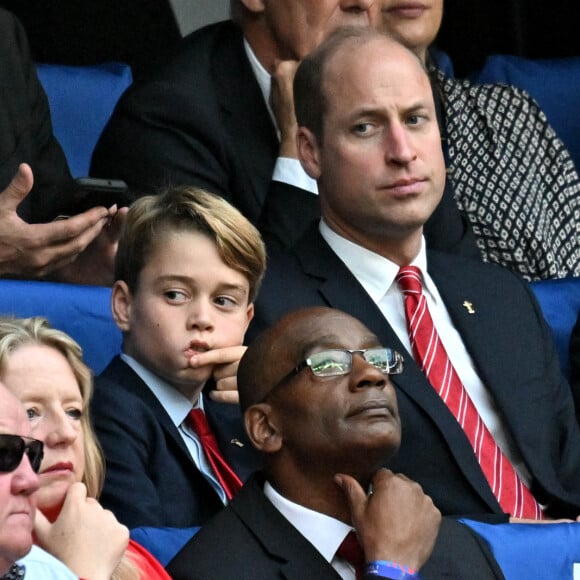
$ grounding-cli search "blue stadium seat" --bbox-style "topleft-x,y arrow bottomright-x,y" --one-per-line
0,279 -> 120,374
470,55 -> 580,172
36,62 -> 133,177
530,277 -> 580,379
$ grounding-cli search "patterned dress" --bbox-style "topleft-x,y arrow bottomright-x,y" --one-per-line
434,69 -> 580,281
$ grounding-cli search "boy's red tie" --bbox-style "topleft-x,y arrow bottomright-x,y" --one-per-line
188,408 -> 243,500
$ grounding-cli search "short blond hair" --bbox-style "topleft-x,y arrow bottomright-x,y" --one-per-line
115,186 -> 266,302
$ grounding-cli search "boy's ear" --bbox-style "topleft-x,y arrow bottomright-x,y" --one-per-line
111,280 -> 133,332
244,303 -> 255,332
245,404 -> 282,454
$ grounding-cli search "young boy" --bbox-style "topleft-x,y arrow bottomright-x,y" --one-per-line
91,186 -> 266,529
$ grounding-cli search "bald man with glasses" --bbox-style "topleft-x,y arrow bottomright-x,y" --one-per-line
168,307 -> 504,580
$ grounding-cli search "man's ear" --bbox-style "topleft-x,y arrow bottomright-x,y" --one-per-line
245,404 -> 282,454
239,0 -> 265,15
297,127 -> 322,180
111,280 -> 132,332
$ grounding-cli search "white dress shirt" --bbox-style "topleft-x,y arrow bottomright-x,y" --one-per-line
243,39 -> 318,195
319,221 -> 533,487
264,482 -> 357,580
17,546 -> 77,579
121,353 -> 228,504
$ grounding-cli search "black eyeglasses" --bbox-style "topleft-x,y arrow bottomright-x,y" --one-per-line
275,347 -> 404,389
0,434 -> 44,474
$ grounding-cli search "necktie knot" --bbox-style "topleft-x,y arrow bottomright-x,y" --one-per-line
336,531 -> 365,580
396,265 -> 423,295
188,408 -> 212,437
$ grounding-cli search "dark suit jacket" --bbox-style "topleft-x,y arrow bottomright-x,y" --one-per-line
91,20 -> 476,255
0,8 -> 83,223
91,356 -> 261,528
250,224 -> 580,520
167,473 -> 504,580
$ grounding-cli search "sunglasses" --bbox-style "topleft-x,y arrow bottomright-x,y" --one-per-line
0,434 -> 44,474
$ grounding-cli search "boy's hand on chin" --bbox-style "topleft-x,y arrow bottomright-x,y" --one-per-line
189,345 -> 246,405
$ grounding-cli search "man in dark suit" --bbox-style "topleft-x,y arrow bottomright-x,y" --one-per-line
249,27 -> 580,521
90,1 -> 475,255
0,8 -> 124,284
168,307 -> 504,579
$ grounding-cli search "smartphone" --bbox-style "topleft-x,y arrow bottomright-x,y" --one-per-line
75,177 -> 131,210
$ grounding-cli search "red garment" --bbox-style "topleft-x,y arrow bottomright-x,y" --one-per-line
128,539 -> 171,579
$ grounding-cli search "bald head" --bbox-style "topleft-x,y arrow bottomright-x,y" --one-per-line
294,25 -> 427,144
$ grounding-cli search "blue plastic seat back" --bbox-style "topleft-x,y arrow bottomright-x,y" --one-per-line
36,62 -> 133,177
0,279 -> 121,375
470,54 -> 580,172
530,277 -> 580,379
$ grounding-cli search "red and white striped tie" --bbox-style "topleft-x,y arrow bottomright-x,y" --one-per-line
396,265 -> 542,519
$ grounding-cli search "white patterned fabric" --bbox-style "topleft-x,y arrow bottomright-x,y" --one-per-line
434,69 -> 580,281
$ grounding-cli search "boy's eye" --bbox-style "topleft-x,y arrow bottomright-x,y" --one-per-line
215,296 -> 237,308
164,290 -> 187,302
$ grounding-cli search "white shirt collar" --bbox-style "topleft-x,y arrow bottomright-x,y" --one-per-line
243,38 -> 279,135
120,353 -> 203,427
318,220 -> 439,305
264,481 -> 352,564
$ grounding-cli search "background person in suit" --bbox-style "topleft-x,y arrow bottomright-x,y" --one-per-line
91,0 -> 476,257
168,306 -> 505,580
0,8 -> 126,285
92,186 -> 265,528
250,26 -> 580,521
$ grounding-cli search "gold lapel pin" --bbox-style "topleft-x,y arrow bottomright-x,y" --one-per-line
462,301 -> 476,314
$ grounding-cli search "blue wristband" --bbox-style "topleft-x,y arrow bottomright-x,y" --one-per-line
364,560 -> 421,579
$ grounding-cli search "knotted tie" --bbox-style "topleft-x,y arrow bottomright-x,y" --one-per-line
336,531 -> 365,580
396,265 -> 542,519
188,408 -> 243,500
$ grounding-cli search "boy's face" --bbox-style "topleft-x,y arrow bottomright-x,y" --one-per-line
112,230 -> 254,401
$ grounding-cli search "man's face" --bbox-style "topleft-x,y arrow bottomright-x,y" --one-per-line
380,0 -> 443,60
115,230 -> 254,401
258,0 -> 380,62
267,311 -> 401,472
300,36 -> 445,256
0,385 -> 39,574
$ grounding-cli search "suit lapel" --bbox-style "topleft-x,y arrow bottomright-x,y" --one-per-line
230,475 -> 343,580
294,230 -> 499,511
210,23 -> 279,210
107,357 -> 196,464
204,393 -> 262,481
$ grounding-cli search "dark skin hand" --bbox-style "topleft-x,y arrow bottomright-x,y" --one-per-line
335,468 -> 441,570
0,163 -> 118,282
